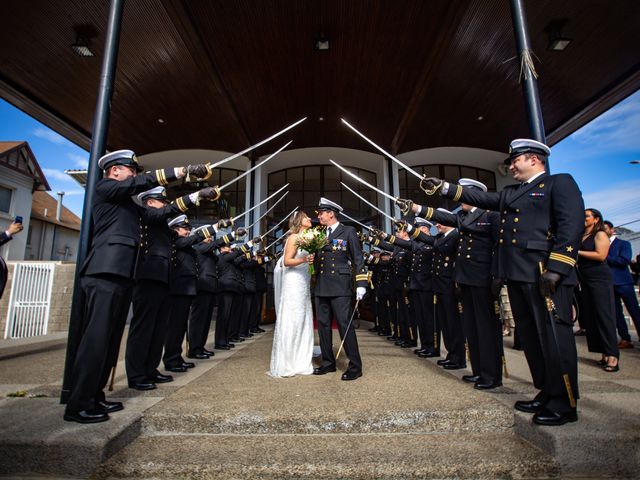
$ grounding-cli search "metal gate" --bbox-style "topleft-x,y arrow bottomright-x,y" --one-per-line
4,263 -> 55,339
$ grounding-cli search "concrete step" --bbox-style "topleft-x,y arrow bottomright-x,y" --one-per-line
142,332 -> 514,435
97,432 -> 559,479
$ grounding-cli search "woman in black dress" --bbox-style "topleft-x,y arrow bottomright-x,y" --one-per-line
576,208 -> 619,372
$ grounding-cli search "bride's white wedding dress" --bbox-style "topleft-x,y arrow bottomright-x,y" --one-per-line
268,238 -> 314,377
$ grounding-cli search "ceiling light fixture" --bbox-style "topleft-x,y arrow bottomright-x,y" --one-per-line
314,34 -> 330,51
71,35 -> 95,57
545,19 -> 572,52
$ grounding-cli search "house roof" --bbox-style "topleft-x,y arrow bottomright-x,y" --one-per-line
0,142 -> 51,191
31,191 -> 81,231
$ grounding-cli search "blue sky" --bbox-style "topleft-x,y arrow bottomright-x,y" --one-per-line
1,91 -> 640,229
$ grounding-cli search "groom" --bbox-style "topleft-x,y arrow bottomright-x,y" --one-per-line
314,197 -> 368,380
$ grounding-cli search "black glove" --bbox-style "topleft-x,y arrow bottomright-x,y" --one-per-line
372,228 -> 388,239
234,227 -> 247,238
419,176 -> 443,195
394,220 -> 408,232
539,270 -> 562,297
198,186 -> 221,200
251,236 -> 262,244
186,163 -> 211,180
395,197 -> 414,215
490,277 -> 504,299
217,218 -> 233,229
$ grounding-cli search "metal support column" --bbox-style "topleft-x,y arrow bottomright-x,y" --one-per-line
510,0 -> 549,170
61,0 -> 126,403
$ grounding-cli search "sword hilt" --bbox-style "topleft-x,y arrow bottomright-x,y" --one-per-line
419,176 -> 443,196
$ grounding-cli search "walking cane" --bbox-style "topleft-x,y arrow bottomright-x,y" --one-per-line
108,365 -> 117,392
336,299 -> 360,361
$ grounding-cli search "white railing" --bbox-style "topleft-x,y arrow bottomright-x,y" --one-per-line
4,263 -> 55,339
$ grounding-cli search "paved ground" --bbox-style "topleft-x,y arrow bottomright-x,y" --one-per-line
0,321 -> 639,478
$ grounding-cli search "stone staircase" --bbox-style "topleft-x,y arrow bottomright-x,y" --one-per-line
97,332 -> 558,479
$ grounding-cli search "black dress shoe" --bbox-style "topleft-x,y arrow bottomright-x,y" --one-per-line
64,409 -> 109,424
254,327 -> 266,333
150,373 -> 173,383
165,365 -> 187,373
129,381 -> 157,391
474,381 -> 503,390
187,352 -> 210,359
394,339 -> 405,346
533,408 -> 578,426
341,370 -> 362,381
462,375 -> 480,383
387,335 -> 398,341
414,348 -> 425,355
400,341 -> 417,348
436,359 -> 451,366
229,336 -> 244,342
228,343 -> 235,348
313,365 -> 337,375
215,344 -> 231,350
96,400 -> 124,413
368,326 -> 379,332
377,331 -> 389,336
202,349 -> 215,356
418,351 -> 440,358
181,362 -> 195,369
443,363 -> 466,370
514,399 -> 545,414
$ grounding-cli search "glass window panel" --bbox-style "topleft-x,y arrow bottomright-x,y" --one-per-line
422,165 -> 440,178
478,169 -> 496,190
304,166 -> 321,184
444,165 -> 460,181
287,167 -> 304,191
287,191 -> 303,211
360,169 -> 376,186
398,170 -> 407,190
323,165 -> 340,186
304,191 -> 317,211
460,166 -> 477,180
342,190 -> 359,212
269,170 -> 286,192
0,186 -> 12,213
220,168 -> 237,186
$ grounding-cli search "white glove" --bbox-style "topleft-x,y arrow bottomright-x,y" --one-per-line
356,287 -> 366,301
405,223 -> 413,232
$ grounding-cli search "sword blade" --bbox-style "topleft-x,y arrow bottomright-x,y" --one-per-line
329,159 -> 397,203
219,141 -> 292,191
341,181 -> 396,223
210,118 -> 306,169
248,192 -> 289,229
262,206 -> 299,238
266,229 -> 291,250
231,183 -> 288,223
341,118 -> 423,180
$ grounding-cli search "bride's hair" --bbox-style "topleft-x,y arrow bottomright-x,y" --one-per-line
289,211 -> 308,233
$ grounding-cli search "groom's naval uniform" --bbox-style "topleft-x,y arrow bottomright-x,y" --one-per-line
314,198 -> 368,380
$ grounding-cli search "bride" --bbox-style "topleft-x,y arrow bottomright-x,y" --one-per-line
268,211 -> 315,377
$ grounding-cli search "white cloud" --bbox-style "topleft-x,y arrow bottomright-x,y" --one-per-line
67,153 -> 88,169
570,94 -> 640,152
42,168 -> 75,183
33,127 -> 66,145
583,180 -> 640,227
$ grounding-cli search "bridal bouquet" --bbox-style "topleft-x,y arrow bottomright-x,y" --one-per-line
296,226 -> 328,275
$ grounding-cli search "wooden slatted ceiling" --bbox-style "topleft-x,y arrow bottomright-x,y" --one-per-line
0,0 -> 638,158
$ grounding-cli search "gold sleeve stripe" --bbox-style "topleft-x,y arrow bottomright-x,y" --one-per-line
223,235 -> 230,244
425,207 -> 434,220
156,169 -> 168,186
202,227 -> 211,239
241,245 -> 248,253
452,184 -> 463,202
374,258 -> 380,264
175,196 -> 188,212
389,235 -> 396,244
411,228 -> 421,239
374,239 -> 380,246
356,274 -> 368,281
549,252 -> 576,267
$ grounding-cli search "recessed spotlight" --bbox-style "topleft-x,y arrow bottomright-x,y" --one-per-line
477,116 -> 484,121
318,117 -> 324,122
157,118 -> 165,124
